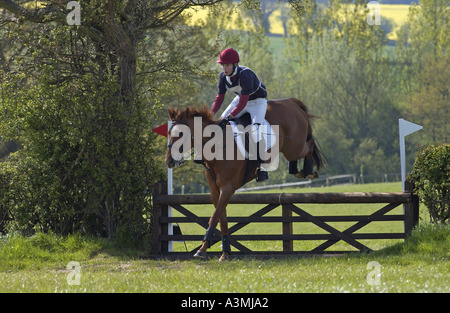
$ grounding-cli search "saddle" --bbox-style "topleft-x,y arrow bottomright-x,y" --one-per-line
228,113 -> 276,160
229,113 -> 277,185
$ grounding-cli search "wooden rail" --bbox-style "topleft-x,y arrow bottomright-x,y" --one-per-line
152,181 -> 419,257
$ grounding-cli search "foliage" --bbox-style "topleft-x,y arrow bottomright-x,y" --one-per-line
407,54 -> 449,143
408,144 -> 449,224
0,0 -> 449,240
277,0 -> 400,175
154,0 -> 447,191
0,23 -> 162,245
0,1 -> 246,241
395,0 -> 449,143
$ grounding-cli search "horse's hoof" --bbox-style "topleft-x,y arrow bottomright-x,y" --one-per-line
219,252 -> 229,262
292,172 -> 305,179
306,171 -> 319,180
194,250 -> 207,259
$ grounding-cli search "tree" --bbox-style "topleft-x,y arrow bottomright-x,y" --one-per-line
0,0 -> 225,241
395,0 -> 449,144
1,1 -> 228,106
0,0 -> 306,239
278,0 -> 400,175
408,55 -> 449,143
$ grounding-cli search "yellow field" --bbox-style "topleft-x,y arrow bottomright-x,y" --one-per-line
14,2 -> 412,40
379,4 -> 412,40
186,4 -> 411,40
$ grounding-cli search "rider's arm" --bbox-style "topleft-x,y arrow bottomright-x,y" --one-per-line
212,73 -> 227,115
211,93 -> 225,115
229,94 -> 249,118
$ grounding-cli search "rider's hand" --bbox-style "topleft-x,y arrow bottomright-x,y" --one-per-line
218,115 -> 232,129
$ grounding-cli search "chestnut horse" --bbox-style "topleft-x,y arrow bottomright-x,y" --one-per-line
165,98 -> 326,260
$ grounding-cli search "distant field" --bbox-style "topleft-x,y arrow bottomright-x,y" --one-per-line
186,4 -> 411,40
378,4 -> 412,39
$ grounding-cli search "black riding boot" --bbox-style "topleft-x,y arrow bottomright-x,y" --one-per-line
256,141 -> 268,182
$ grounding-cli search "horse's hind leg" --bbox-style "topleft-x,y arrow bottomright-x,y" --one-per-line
302,157 -> 314,177
289,160 -> 299,175
301,138 -> 319,179
289,138 -> 317,179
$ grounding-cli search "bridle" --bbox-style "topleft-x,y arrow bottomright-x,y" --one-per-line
167,120 -> 190,149
167,120 -> 196,167
166,119 -> 217,181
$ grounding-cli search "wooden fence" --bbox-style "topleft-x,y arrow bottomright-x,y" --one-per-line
152,181 -> 419,257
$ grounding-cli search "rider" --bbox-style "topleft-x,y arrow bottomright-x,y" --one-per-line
211,48 -> 269,182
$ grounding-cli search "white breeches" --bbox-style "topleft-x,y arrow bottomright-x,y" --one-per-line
220,96 -> 268,143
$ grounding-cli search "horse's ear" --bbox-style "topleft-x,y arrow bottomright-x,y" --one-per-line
168,107 -> 176,120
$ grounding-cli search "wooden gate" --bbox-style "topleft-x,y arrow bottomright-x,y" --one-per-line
152,181 -> 419,257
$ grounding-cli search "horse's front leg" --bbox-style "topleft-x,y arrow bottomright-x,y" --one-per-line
194,187 -> 233,261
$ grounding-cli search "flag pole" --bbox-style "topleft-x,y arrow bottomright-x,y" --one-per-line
167,120 -> 173,252
399,118 -> 422,191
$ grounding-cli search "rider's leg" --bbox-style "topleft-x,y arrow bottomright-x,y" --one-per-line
255,137 -> 268,181
247,98 -> 268,182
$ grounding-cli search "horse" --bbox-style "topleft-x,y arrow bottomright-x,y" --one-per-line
165,98 -> 326,261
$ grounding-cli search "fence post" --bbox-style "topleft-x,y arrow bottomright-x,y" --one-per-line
404,180 -> 419,236
282,204 -> 293,252
152,181 -> 168,255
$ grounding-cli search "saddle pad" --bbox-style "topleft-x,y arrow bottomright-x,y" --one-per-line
228,119 -> 277,160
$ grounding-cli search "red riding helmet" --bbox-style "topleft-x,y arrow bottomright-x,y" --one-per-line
216,48 -> 239,64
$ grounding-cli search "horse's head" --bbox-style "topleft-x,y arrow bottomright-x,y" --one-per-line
166,107 -> 191,168
165,105 -> 215,168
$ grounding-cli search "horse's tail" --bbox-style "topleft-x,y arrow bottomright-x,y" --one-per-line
311,137 -> 327,171
294,99 -> 327,171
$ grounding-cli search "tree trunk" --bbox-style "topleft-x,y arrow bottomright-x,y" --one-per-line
118,45 -> 137,105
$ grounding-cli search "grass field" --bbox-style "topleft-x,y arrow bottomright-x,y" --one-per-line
0,182 -> 449,293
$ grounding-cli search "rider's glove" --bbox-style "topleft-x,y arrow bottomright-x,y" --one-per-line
218,115 -> 232,129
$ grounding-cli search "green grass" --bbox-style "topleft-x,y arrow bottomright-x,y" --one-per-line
0,183 -> 448,293
0,223 -> 448,292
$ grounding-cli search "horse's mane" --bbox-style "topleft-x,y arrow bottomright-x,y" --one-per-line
168,105 -> 217,124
